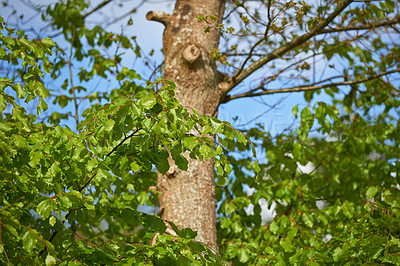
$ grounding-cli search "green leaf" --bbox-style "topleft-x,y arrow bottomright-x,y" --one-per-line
269,221 -> 279,234
22,231 -> 37,253
13,83 -> 27,98
130,161 -> 140,171
137,192 -> 149,205
237,248 -> 250,263
48,163 -> 61,177
41,37 -> 56,48
209,118 -> 224,133
105,119 -> 115,131
234,130 -> 247,144
120,208 -> 140,224
58,196 -> 72,210
37,199 -> 52,220
141,94 -> 157,109
199,144 -> 211,157
366,186 -> 378,199
14,135 -> 26,148
45,254 -> 57,266
302,213 -> 314,227
280,238 -> 293,252
37,82 -> 49,98
253,161 -> 261,173
169,222 -> 197,239
182,137 -> 198,149
342,201 -> 354,219
38,98 -> 48,114
4,224 -> 19,238
217,175 -> 227,186
43,63 -> 52,73
155,157 -> 170,175
292,105 -> 299,117
0,94 -> 7,112
173,154 -> 188,171
141,213 -> 166,233
49,216 -> 56,227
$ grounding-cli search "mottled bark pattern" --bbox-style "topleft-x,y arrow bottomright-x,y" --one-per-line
157,0 -> 225,251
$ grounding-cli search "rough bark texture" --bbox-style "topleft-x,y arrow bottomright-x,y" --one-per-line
149,0 -> 225,252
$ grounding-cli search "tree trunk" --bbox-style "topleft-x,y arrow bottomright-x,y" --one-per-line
147,0 -> 225,252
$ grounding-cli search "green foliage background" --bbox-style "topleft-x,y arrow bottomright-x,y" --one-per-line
1,0 -> 400,265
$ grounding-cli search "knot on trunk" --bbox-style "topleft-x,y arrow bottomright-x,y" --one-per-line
182,44 -> 201,64
166,166 -> 176,177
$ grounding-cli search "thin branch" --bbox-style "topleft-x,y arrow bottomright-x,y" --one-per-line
319,15 -> 400,34
218,0 -> 355,96
106,127 -> 142,157
83,0 -> 112,19
223,2 -> 241,20
105,5 -> 144,26
264,0 -> 273,39
232,38 -> 265,80
0,225 -> 10,265
231,0 -> 274,80
222,68 -> 400,102
78,172 -> 98,194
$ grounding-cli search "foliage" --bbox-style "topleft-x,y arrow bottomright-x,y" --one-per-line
0,15 -> 249,265
218,101 -> 400,264
1,0 -> 400,265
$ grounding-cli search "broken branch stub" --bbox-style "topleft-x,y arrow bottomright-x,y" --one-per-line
146,11 -> 171,26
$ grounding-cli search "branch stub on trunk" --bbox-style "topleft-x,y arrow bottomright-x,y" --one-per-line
182,44 -> 201,64
146,11 -> 171,26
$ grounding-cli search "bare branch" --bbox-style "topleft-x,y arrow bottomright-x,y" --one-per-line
218,0 -> 355,96
320,15 -> 400,34
83,0 -> 112,19
222,68 -> 400,103
146,11 -> 172,26
232,38 -> 265,80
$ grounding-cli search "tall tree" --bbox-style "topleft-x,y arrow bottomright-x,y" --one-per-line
147,1 -> 226,250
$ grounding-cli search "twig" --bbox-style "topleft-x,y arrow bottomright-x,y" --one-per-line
106,127 -> 142,157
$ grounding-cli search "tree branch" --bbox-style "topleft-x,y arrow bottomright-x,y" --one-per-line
222,68 -> 400,103
319,15 -> 400,34
218,0 -> 355,96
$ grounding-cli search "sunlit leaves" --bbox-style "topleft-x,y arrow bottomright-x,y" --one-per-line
0,14 -> 254,264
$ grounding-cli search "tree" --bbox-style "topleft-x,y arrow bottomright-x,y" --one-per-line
1,0 -> 400,265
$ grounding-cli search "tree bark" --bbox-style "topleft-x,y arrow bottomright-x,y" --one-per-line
148,0 -> 225,252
